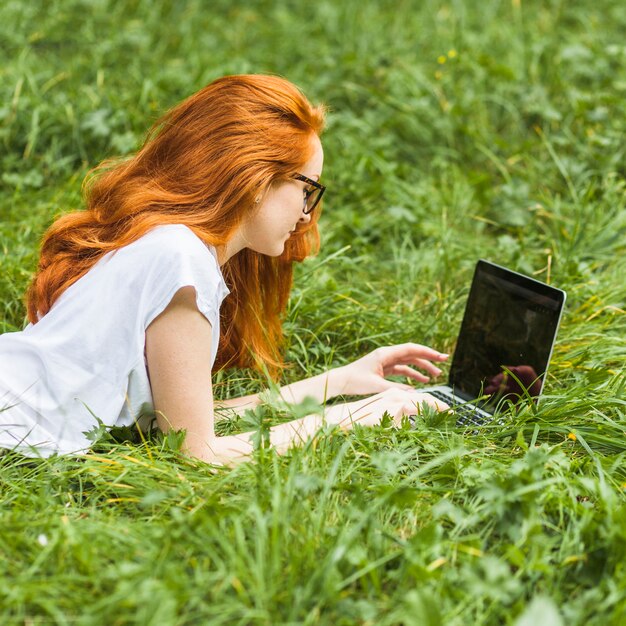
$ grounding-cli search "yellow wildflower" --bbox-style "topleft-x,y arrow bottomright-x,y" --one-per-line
434,70 -> 443,80
567,433 -> 577,441
437,55 -> 447,64
448,49 -> 458,58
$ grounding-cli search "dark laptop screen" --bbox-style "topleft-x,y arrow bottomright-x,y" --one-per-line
449,260 -> 565,411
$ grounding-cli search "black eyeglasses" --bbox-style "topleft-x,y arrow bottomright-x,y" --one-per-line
292,173 -> 326,215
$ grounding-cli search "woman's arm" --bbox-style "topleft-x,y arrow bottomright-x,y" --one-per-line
146,287 -> 447,465
215,370 -> 342,415
277,343 -> 449,402
146,287 -> 324,463
217,344 -> 449,413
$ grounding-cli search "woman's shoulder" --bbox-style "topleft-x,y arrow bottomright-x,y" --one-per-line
136,224 -> 209,253
96,225 -> 223,294
99,224 -> 228,324
134,225 -> 228,324
117,224 -> 216,266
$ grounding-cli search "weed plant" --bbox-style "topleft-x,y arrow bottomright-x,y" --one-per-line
1,0 -> 625,624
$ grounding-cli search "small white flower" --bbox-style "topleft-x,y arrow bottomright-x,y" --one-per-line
37,534 -> 49,547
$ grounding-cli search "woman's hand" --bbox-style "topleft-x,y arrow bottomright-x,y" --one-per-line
332,343 -> 449,397
324,387 -> 450,429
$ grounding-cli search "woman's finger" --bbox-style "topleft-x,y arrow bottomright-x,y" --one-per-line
388,364 -> 430,382
378,343 -> 449,364
384,359 -> 443,378
392,395 -> 448,426
416,392 -> 450,412
377,349 -> 448,374
378,379 -> 416,391
388,361 -> 443,380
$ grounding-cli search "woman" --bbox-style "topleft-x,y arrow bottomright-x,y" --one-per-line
0,74 -> 448,463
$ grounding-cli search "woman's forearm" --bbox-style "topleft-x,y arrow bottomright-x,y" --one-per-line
216,393 -> 261,413
216,367 -> 347,416
276,368 -> 346,404
194,412 -> 326,465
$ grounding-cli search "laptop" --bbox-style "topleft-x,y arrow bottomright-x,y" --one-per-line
420,259 -> 566,426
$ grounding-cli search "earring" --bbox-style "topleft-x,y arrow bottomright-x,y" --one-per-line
254,196 -> 261,204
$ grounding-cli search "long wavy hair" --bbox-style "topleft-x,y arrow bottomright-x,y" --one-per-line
26,74 -> 326,375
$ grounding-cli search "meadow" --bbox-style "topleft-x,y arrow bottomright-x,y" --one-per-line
1,0 -> 625,624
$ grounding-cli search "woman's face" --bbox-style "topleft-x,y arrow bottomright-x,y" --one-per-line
239,135 -> 324,257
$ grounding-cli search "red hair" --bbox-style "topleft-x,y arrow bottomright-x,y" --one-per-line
26,74 -> 326,375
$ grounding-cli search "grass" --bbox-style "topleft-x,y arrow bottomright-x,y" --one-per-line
1,0 -> 626,623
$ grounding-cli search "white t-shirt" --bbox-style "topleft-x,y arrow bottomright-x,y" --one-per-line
0,224 -> 230,457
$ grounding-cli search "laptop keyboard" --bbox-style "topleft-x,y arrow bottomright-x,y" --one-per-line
427,390 -> 492,427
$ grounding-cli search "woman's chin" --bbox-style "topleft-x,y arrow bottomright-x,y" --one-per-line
266,242 -> 287,257
251,237 -> 289,257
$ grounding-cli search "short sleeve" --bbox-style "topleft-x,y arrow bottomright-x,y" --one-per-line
131,225 -> 230,331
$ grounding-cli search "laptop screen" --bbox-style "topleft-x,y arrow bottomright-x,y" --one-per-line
449,260 -> 565,411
